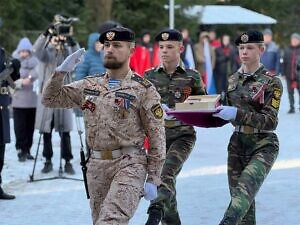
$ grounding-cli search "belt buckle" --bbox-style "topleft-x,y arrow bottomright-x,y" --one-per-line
165,120 -> 174,127
244,126 -> 254,134
101,150 -> 113,160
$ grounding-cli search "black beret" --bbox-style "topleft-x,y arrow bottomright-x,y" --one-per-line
235,30 -> 264,46
99,27 -> 135,44
155,28 -> 183,42
98,20 -> 122,34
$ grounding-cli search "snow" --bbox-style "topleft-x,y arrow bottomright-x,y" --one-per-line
1,77 -> 300,225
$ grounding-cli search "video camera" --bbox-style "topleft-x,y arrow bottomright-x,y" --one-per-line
52,14 -> 79,37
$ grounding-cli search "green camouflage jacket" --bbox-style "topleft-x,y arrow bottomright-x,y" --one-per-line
227,65 -> 283,130
144,61 -> 206,134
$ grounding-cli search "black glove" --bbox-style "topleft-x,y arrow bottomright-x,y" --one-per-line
66,36 -> 77,47
43,24 -> 56,37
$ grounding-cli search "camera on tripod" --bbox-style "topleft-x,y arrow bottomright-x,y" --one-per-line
52,14 -> 79,37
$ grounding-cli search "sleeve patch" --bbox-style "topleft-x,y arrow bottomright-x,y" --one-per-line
273,88 -> 281,100
271,98 -> 280,109
151,104 -> 163,119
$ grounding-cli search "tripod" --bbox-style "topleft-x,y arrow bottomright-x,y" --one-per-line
29,108 -> 82,182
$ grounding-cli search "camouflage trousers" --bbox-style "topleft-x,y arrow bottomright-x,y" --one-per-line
148,130 -> 196,225
87,153 -> 147,225
220,132 -> 279,225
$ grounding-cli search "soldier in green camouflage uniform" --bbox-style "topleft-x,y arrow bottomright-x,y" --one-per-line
144,28 -> 206,225
213,30 -> 283,225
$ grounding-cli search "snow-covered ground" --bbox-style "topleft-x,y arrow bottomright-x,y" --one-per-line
1,77 -> 300,225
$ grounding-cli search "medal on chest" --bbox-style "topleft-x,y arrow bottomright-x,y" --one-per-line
81,88 -> 100,112
251,83 -> 267,104
174,89 -> 182,99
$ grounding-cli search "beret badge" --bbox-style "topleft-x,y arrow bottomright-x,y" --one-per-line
161,32 -> 169,41
241,34 -> 249,43
106,31 -> 115,41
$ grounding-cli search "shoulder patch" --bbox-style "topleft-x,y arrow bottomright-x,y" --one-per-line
131,74 -> 152,88
151,104 -> 163,119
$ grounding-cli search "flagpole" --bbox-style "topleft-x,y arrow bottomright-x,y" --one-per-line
169,0 -> 174,29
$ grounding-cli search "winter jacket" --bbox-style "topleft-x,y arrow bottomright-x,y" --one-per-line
32,34 -> 78,133
75,33 -> 105,80
12,37 -> 39,108
260,41 -> 281,74
282,45 -> 300,81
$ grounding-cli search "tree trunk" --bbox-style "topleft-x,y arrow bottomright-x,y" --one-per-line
85,0 -> 113,32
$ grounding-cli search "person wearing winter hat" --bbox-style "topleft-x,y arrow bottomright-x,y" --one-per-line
12,37 -> 39,162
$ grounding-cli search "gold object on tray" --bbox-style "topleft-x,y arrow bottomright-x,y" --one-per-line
175,95 -> 221,111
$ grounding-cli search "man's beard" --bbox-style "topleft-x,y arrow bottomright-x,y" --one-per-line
104,59 -> 123,69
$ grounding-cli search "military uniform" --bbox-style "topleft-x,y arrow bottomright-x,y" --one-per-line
144,28 -> 206,225
0,47 -> 20,199
219,31 -> 283,225
42,66 -> 165,224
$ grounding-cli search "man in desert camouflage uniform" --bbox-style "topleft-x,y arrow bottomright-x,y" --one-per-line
144,28 -> 206,225
42,26 -> 166,225
213,30 -> 283,225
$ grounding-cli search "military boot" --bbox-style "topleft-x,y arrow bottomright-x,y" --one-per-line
145,208 -> 162,225
0,187 -> 15,200
41,160 -> 53,173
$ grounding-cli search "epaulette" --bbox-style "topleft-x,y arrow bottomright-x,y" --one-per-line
84,73 -> 106,79
144,67 -> 155,74
186,68 -> 198,73
131,73 -> 152,88
186,68 -> 200,75
263,70 -> 276,77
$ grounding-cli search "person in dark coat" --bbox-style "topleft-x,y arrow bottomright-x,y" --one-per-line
0,47 -> 20,199
260,29 -> 281,75
213,34 -> 239,94
282,33 -> 300,113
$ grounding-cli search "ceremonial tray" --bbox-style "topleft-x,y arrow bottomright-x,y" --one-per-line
166,109 -> 228,128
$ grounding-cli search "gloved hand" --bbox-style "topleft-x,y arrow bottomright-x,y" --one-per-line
213,105 -> 237,121
14,79 -> 23,89
144,182 -> 157,201
43,24 -> 56,37
66,36 -> 77,47
56,48 -> 85,72
162,103 -> 174,120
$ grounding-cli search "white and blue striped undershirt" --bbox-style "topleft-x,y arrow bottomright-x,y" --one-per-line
108,79 -> 121,89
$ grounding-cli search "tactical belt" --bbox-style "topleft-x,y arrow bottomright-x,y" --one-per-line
0,87 -> 9,95
91,146 -> 140,160
235,125 -> 273,134
164,120 -> 184,128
